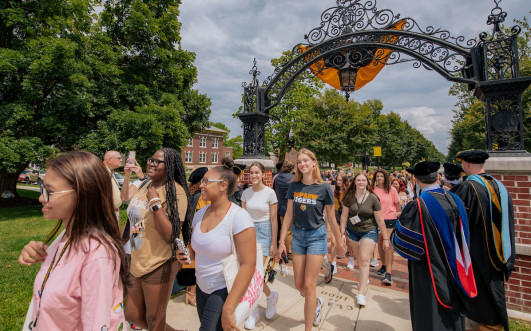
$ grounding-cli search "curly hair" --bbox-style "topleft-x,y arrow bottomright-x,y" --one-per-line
160,148 -> 194,254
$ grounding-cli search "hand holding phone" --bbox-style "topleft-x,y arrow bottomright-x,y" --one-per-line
175,238 -> 191,264
127,151 -> 136,166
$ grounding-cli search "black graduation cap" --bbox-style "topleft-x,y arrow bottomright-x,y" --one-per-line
456,149 -> 489,164
406,161 -> 440,177
233,164 -> 246,176
443,163 -> 464,178
189,167 -> 208,184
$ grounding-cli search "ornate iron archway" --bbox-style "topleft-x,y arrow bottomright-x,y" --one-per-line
238,0 -> 530,159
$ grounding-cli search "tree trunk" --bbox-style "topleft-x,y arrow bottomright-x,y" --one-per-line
0,166 -> 26,198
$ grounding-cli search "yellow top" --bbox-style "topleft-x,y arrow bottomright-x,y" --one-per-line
129,182 -> 187,277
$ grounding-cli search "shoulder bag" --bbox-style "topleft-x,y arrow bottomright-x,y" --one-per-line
222,206 -> 265,326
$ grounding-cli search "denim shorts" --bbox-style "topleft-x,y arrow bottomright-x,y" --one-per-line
255,221 -> 272,256
291,225 -> 328,255
346,227 -> 379,243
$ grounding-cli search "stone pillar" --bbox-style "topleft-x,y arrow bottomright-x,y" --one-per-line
485,156 -> 531,317
234,158 -> 276,188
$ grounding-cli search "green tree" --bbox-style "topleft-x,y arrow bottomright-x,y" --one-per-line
0,0 -> 211,195
293,89 -> 379,166
266,50 -> 324,160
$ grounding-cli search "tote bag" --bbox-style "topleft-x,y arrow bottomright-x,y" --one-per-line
222,206 -> 265,326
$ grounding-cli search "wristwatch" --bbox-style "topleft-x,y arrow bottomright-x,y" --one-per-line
151,203 -> 162,212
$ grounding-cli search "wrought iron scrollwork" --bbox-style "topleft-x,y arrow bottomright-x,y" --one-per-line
478,0 -> 521,81
242,58 -> 261,113
239,0 -> 530,157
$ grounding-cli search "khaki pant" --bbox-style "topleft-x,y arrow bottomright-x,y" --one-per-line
465,318 -> 502,331
281,216 -> 292,254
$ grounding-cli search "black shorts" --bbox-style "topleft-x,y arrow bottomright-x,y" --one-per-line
384,219 -> 397,229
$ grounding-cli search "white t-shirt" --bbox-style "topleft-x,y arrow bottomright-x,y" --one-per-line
241,186 -> 278,223
191,203 -> 254,294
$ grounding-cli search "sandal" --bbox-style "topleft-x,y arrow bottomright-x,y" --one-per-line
324,264 -> 334,284
185,286 -> 196,307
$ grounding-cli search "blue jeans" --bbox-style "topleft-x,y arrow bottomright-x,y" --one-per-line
291,225 -> 328,255
346,227 -> 379,243
196,286 -> 228,331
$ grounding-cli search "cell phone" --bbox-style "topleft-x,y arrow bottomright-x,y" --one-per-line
175,238 -> 191,264
127,151 -> 136,166
281,252 -> 289,264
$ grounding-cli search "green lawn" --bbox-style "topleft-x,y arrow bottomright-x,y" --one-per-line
0,203 -> 56,330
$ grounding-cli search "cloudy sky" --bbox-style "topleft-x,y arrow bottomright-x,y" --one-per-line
179,0 -> 529,154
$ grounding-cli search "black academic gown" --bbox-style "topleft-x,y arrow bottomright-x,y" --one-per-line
451,174 -> 515,330
228,186 -> 243,207
392,189 -> 469,331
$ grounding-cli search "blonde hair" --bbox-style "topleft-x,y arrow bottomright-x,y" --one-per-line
292,148 -> 324,184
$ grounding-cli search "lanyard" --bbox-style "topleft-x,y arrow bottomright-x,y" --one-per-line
40,239 -> 71,295
30,238 -> 71,329
355,191 -> 368,215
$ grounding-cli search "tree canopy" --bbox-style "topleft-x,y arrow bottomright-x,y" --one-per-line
0,0 -> 211,195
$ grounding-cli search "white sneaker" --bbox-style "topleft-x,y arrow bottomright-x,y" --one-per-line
313,297 -> 323,326
369,258 -> 379,267
331,262 -> 338,275
347,257 -> 354,270
244,307 -> 260,329
356,294 -> 366,306
265,291 -> 278,319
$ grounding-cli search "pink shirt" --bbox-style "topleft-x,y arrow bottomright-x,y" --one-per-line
31,235 -> 124,330
373,186 -> 400,220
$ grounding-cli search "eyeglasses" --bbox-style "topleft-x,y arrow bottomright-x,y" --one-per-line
200,178 -> 224,186
40,183 -> 76,202
147,158 -> 165,166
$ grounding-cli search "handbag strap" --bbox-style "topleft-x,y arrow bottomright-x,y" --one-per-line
226,203 -> 239,255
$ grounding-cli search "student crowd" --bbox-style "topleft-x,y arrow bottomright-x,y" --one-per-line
17,147 -> 514,331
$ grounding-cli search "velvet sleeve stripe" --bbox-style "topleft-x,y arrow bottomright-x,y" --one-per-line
396,220 -> 424,242
391,232 -> 424,261
394,232 -> 425,255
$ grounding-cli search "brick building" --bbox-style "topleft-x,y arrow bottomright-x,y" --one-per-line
181,126 -> 233,171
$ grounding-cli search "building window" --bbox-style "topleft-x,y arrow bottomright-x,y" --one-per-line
225,151 -> 231,158
187,138 -> 193,147
212,153 -> 218,163
290,153 -> 293,157
185,151 -> 192,163
212,138 -> 219,149
200,136 -> 206,148
199,152 -> 206,163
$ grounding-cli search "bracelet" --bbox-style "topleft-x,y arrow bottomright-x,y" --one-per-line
383,238 -> 390,241
148,198 -> 161,206
278,241 -> 285,245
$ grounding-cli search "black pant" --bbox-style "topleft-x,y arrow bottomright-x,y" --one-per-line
196,286 -> 228,331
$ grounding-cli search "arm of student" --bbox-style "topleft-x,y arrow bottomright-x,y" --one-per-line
270,203 -> 278,257
325,204 -> 344,257
278,199 -> 294,258
222,227 -> 256,331
18,241 -> 48,266
374,210 -> 389,250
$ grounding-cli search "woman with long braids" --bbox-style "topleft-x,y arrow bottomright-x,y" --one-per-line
124,148 -> 193,331
18,151 -> 129,330
278,149 -> 345,330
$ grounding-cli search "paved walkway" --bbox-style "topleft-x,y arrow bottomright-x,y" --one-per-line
166,254 -> 411,330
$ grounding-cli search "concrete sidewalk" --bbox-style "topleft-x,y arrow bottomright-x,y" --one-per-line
166,264 -> 411,331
